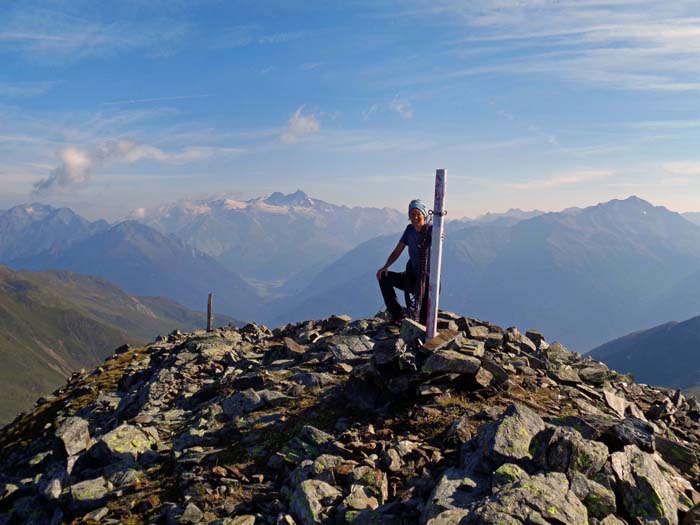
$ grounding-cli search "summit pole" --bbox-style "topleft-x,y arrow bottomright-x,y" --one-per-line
426,169 -> 447,340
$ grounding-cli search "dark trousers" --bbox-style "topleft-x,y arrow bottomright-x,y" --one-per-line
378,269 -> 429,325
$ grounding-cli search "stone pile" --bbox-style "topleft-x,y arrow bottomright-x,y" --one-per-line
1,311 -> 700,524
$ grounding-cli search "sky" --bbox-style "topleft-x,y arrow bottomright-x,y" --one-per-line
2,0 -> 700,220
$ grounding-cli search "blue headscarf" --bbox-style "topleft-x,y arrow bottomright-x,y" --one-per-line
408,199 -> 428,219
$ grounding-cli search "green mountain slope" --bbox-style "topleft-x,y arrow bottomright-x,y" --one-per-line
0,266 -> 234,425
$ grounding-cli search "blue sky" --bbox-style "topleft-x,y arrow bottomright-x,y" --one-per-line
2,0 -> 700,220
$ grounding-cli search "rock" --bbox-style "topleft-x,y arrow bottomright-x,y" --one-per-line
344,483 -> 379,510
577,363 -> 610,385
426,509 -> 470,525
284,337 -> 307,357
258,389 -> 293,407
603,389 -> 628,418
222,389 -> 263,417
569,472 -> 616,519
422,350 -> 480,375
231,517 -> 257,525
466,472 -> 587,525
476,403 -> 545,469
543,341 -> 576,365
423,468 -> 480,521
548,365 -> 581,385
531,426 -> 608,478
444,416 -> 472,446
324,314 -> 352,331
97,424 -> 155,462
457,339 -> 485,358
491,463 -> 528,490
180,502 -> 204,523
525,330 -> 545,349
352,466 -> 388,504
611,445 -> 679,525
423,329 -> 461,352
55,416 -> 90,457
290,479 -> 342,525
373,338 -> 407,366
485,333 -> 503,350
654,435 -> 698,478
684,505 -> 700,525
321,336 -> 373,363
84,507 -> 109,521
604,417 -> 655,453
70,477 -> 110,512
400,319 -> 425,345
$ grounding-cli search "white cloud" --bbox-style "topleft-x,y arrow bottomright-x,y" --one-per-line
33,140 -> 244,194
510,169 -> 614,190
280,107 -> 321,144
388,96 -> 413,119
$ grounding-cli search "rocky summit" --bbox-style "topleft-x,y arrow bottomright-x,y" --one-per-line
2,312 -> 700,525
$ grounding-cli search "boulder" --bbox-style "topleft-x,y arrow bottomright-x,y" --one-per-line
422,351 -> 480,375
476,403 -> 545,469
97,424 -> 155,462
55,417 -> 90,457
290,479 -> 342,525
466,472 -> 587,525
610,445 -> 679,525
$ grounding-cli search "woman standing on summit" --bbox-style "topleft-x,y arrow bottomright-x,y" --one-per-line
376,199 -> 432,325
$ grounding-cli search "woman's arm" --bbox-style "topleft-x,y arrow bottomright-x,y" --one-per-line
376,241 -> 406,279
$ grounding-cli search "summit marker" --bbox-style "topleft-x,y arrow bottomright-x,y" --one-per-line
426,169 -> 446,340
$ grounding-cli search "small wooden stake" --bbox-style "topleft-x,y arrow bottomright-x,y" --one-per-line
207,292 -> 214,332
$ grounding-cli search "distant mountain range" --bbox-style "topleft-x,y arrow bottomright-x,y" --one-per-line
11,220 -> 260,322
133,190 -> 406,283
589,315 -> 700,390
0,265 -> 234,424
0,203 -> 108,261
7,193 -> 700,353
266,196 -> 700,351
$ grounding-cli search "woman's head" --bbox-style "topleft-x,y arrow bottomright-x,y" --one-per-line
408,199 -> 428,230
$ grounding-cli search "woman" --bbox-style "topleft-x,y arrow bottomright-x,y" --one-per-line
376,199 -> 432,325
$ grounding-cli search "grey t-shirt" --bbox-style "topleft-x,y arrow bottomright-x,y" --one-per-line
400,224 -> 431,273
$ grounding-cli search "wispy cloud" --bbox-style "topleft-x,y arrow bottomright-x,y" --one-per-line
101,94 -> 211,106
363,94 -> 413,120
0,6 -> 189,61
661,161 -> 700,176
33,140 -> 244,194
213,26 -> 306,49
510,169 -> 614,190
620,119 -> 700,130
446,137 -> 535,152
301,62 -> 322,71
280,107 -> 321,144
0,81 -> 60,97
396,1 -> 700,92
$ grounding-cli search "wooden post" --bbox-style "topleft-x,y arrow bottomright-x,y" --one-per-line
426,169 -> 447,340
207,292 -> 214,332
